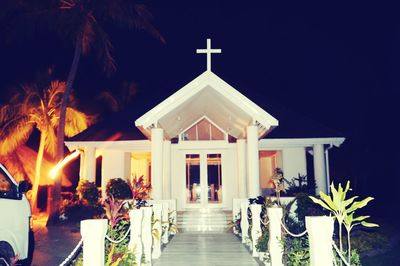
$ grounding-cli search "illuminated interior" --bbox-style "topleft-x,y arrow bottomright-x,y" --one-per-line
259,150 -> 282,189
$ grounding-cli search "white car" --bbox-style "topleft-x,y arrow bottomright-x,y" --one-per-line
0,163 -> 32,265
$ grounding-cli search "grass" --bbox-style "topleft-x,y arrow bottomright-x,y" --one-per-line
357,215 -> 400,266
361,243 -> 400,266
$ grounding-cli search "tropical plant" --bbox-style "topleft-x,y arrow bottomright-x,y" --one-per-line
106,178 -> 133,199
97,81 -> 138,113
103,195 -> 129,228
256,230 -> 269,253
104,220 -> 133,266
76,180 -> 99,205
309,181 -> 378,265
283,236 -> 309,266
284,173 -> 316,196
3,0 -> 164,223
60,197 -> 104,222
0,80 -> 90,213
130,175 -> 151,201
168,210 -> 178,235
293,192 -> 325,229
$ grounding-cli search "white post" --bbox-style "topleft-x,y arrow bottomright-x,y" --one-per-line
163,140 -> 171,199
128,209 -> 143,266
313,144 -> 327,194
306,216 -> 334,266
250,204 -> 262,257
80,219 -> 108,266
141,207 -> 153,266
151,128 -> 164,200
247,125 -> 260,198
237,139 -> 247,198
161,201 -> 170,244
267,207 -> 283,266
152,203 -> 163,259
240,201 -> 249,244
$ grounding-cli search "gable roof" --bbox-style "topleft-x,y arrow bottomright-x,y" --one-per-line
68,107 -> 145,142
135,71 -> 279,140
69,72 -> 344,142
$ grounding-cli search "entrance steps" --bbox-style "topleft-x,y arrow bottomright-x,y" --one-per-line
177,208 -> 232,232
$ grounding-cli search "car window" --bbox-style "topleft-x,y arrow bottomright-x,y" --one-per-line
0,171 -> 11,192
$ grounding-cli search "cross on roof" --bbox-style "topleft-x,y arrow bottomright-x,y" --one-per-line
196,38 -> 222,72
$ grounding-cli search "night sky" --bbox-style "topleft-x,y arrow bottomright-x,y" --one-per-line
1,1 -> 399,211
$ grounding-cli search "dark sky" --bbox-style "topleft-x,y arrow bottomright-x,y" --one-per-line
1,1 -> 399,207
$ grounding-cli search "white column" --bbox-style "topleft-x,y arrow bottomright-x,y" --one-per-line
306,216 -> 334,266
267,207 -> 284,266
240,201 -> 249,244
80,219 -> 108,266
151,128 -> 164,200
237,139 -> 247,198
81,147 -> 96,182
247,125 -> 260,197
141,207 -> 153,266
313,144 -> 327,194
250,204 -> 262,257
163,140 -> 171,199
152,203 -> 163,259
128,209 -> 143,266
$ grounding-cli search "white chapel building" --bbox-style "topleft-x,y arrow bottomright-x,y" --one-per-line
65,39 -> 345,211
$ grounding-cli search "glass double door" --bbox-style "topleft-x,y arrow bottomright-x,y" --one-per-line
185,152 -> 222,206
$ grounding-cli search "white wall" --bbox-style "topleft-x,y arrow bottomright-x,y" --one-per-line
101,150 -> 131,197
281,147 -> 307,181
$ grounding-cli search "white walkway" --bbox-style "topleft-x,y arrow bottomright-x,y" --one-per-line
153,232 -> 260,266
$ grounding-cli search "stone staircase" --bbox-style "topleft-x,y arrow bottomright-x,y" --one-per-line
177,208 -> 232,232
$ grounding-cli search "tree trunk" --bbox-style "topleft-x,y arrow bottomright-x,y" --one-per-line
47,36 -> 82,226
31,131 -> 46,214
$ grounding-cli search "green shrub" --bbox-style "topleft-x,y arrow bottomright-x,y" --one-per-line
106,178 -> 132,199
284,236 -> 309,266
347,230 -> 390,256
294,192 -> 325,228
256,230 -> 269,252
60,200 -> 104,221
76,180 -> 99,205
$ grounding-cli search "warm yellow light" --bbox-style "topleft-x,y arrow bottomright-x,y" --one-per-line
49,150 -> 81,179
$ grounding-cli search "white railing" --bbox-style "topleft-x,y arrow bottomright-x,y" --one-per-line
234,198 -> 335,266
59,199 -> 177,266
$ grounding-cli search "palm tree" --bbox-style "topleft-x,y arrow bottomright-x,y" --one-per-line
97,80 -> 138,113
0,80 -> 91,213
3,0 -> 163,223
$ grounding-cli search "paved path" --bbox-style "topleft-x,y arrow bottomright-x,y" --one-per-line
154,232 -> 260,266
31,214 -> 81,266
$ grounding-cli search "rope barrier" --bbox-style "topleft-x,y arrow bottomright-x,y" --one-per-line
332,241 -> 350,266
260,219 -> 269,226
105,227 -> 131,244
280,221 -> 307,237
0,258 -> 10,266
59,239 -> 83,266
